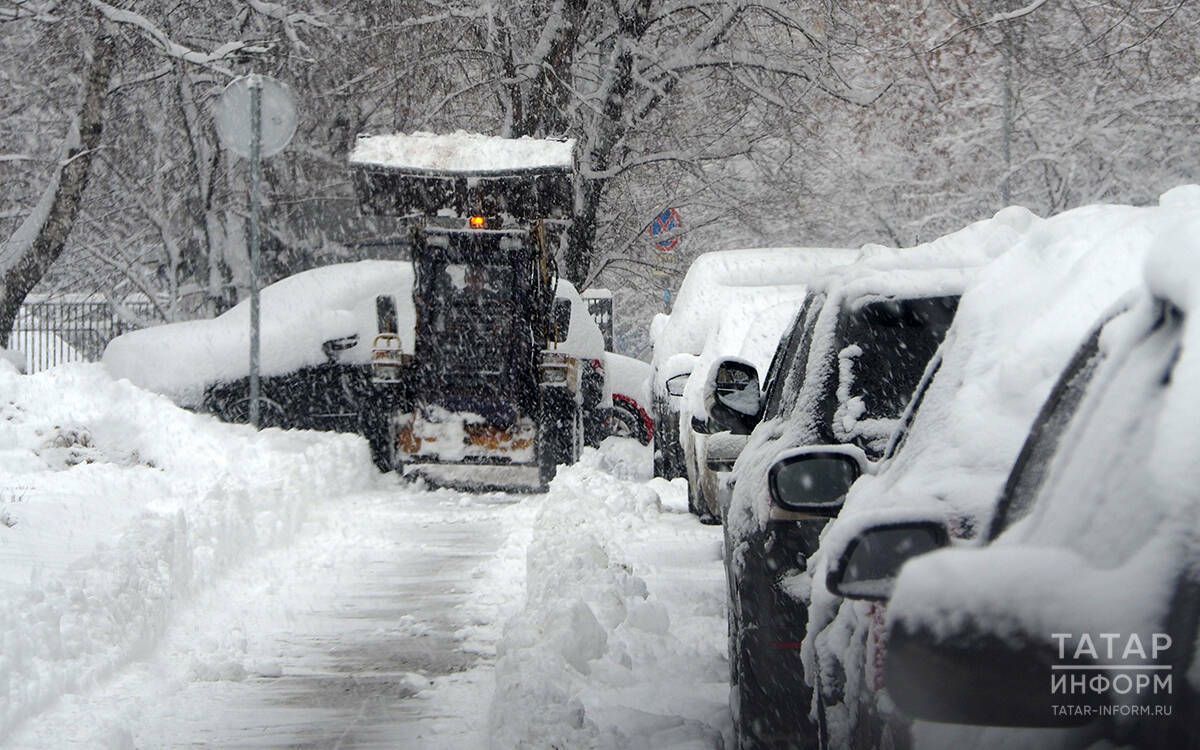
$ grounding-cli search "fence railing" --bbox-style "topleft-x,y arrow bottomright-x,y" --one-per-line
8,301 -> 158,373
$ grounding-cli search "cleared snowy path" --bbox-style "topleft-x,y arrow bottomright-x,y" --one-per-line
8,486 -> 533,749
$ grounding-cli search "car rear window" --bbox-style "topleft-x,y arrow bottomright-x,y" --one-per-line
832,295 -> 959,455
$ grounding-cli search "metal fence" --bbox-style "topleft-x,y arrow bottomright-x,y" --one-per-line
8,301 -> 158,373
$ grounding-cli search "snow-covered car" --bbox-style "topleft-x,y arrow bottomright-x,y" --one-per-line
603,351 -> 654,445
648,247 -> 860,489
103,260 -> 417,466
800,197 -> 1178,749
720,208 -> 1034,749
103,260 -> 618,472
682,294 -> 814,522
874,191 -> 1200,748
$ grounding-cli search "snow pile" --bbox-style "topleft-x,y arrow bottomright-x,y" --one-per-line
350,131 -> 575,174
103,261 -> 415,404
1,347 -> 26,373
489,439 -> 729,749
0,363 -> 376,742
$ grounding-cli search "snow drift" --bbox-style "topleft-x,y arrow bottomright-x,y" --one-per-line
0,361 -> 376,741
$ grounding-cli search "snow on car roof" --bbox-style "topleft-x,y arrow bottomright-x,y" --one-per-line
103,261 -> 416,404
103,262 -> 605,406
349,131 -> 575,175
651,247 -> 862,381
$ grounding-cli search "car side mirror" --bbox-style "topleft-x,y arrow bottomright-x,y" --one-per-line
767,445 -> 866,517
664,372 -> 689,397
376,294 -> 398,334
826,520 -> 949,601
707,358 -> 761,434
322,334 -> 359,363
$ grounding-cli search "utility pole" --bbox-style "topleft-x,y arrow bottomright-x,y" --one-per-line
1000,11 -> 1014,205
248,75 -> 263,428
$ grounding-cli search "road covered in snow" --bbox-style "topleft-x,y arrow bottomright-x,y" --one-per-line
1,360 -> 729,749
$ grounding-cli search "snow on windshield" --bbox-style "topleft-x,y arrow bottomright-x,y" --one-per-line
651,246 -> 862,388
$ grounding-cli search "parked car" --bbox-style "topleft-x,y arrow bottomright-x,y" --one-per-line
875,192 -> 1200,748
795,198 -> 1169,749
103,261 -> 632,472
603,352 -> 654,445
684,296 -> 813,522
649,247 -> 860,486
652,350 -> 697,479
719,207 -> 1034,749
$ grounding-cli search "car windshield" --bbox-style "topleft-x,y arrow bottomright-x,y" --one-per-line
831,295 -> 959,456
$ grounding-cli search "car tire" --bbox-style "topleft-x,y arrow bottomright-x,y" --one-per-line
217,394 -> 288,428
538,387 -> 574,487
609,400 -> 649,444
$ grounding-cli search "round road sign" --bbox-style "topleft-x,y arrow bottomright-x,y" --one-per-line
214,75 -> 298,159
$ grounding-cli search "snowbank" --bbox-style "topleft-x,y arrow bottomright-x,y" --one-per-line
102,261 -> 416,405
0,363 -> 376,741
489,439 -> 729,748
350,131 -> 575,174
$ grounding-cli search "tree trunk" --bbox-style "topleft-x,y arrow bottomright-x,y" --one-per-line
0,32 -> 116,346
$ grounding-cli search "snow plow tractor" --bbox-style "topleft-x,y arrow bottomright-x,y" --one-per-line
350,131 -> 598,491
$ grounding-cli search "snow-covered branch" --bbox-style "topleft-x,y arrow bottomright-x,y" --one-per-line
87,0 -> 267,75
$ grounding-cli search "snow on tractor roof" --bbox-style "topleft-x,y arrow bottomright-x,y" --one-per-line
349,131 -> 575,175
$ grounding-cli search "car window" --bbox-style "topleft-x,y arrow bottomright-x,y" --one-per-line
830,295 -> 959,457
986,324 -> 1107,540
882,351 -> 944,461
764,293 -> 823,420
1017,303 -> 1183,564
